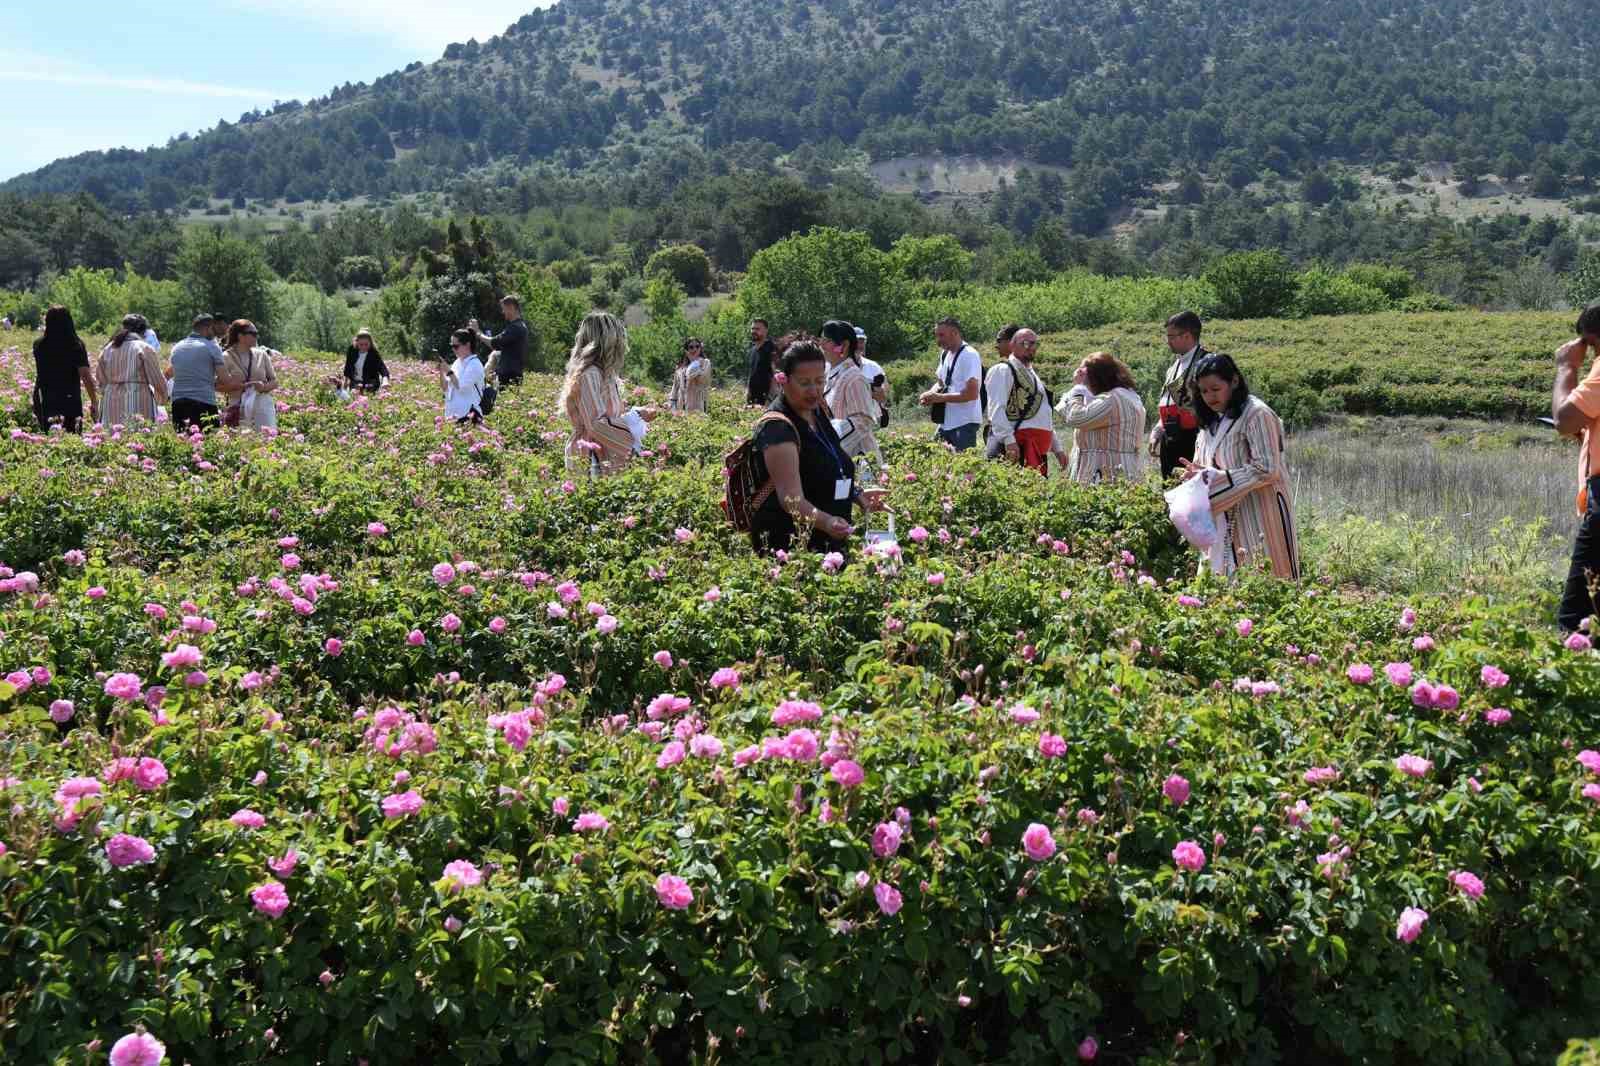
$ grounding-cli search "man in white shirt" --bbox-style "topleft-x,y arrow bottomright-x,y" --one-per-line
1149,310 -> 1208,478
919,317 -> 982,451
985,328 -> 1064,475
854,326 -> 889,426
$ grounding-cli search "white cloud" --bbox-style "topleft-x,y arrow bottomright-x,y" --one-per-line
226,0 -> 553,52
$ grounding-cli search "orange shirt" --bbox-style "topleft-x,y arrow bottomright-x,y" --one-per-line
1569,355 -> 1600,514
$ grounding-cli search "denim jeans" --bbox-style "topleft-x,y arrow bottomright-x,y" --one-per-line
937,422 -> 979,451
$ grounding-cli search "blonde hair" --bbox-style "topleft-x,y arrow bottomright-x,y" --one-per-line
558,311 -> 629,425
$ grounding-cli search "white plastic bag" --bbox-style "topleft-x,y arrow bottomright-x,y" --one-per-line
622,407 -> 648,451
1164,474 -> 1218,550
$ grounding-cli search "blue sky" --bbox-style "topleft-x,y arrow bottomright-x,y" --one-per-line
2,1 -> 549,182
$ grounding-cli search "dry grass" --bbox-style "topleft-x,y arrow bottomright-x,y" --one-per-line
1289,416 -> 1574,597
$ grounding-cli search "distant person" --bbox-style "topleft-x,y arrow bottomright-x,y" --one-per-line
1177,353 -> 1300,580
984,327 -> 1057,475
439,328 -> 487,424
31,304 -> 97,431
820,319 -> 883,464
919,317 -> 982,451
745,318 -> 778,405
855,325 -> 889,427
140,318 -> 162,355
97,313 -> 167,426
560,311 -> 653,476
2,314 -> 14,329
343,328 -> 390,393
1056,351 -> 1147,483
1150,310 -> 1208,478
1550,302 -> 1600,631
167,313 -> 232,432
747,339 -> 888,554
468,294 -> 531,389
669,337 -> 710,413
220,320 -> 279,430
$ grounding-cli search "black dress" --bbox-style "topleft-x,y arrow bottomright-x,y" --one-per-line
32,335 -> 89,431
749,398 -> 857,554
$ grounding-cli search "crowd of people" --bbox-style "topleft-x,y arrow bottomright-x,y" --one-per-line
23,289 -> 1600,628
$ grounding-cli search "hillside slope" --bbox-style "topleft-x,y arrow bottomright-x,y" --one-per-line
7,0 -> 1600,211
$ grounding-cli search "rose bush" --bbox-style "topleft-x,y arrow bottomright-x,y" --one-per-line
0,348 -> 1597,1063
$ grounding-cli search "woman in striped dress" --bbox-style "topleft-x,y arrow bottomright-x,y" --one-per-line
1055,351 -> 1147,483
97,314 -> 167,427
1178,353 -> 1300,580
820,319 -> 883,465
560,312 -> 642,477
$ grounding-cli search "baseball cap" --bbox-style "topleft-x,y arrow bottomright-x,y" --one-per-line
191,312 -> 213,330
854,326 -> 867,340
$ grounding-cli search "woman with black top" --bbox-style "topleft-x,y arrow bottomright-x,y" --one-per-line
31,305 -> 98,432
749,339 -> 888,554
342,329 -> 390,393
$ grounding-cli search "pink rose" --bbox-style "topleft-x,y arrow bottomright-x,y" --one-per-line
230,808 -> 266,829
1161,773 -> 1190,806
109,1032 -> 166,1066
1038,732 -> 1067,758
439,612 -> 462,634
382,790 -> 424,818
871,821 -> 904,857
1171,840 -> 1206,872
873,880 -> 903,916
689,734 -> 724,759
431,562 -> 457,586
1384,662 -> 1413,687
1450,870 -> 1485,900
406,629 -> 426,646
1235,618 -> 1253,637
655,873 -> 694,910
831,759 -> 865,788
1346,663 -> 1373,684
133,757 -> 168,792
367,521 -> 388,537
267,849 -> 298,877
1578,750 -> 1600,776
441,859 -> 483,892
1021,822 -> 1056,862
926,572 -> 946,587
709,667 -> 740,690
1395,906 -> 1428,943
772,699 -> 822,726
552,796 -> 570,816
1394,754 -> 1433,778
1078,1036 -> 1099,1061
656,741 -> 687,769
324,637 -> 343,657
1484,708 -> 1512,726
105,833 -> 157,868
250,880 -> 291,918
1480,664 -> 1509,689
488,617 -> 507,635
104,672 -> 143,701
596,614 -> 619,635
573,811 -> 610,833
49,699 -> 75,723
652,650 -> 673,668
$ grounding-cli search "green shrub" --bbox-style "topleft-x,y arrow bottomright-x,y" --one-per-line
0,343 -> 1594,1066
1294,269 -> 1393,317
739,227 -> 909,355
1205,250 -> 1299,318
644,244 -> 714,296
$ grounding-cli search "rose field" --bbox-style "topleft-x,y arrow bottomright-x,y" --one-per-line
2,338 -> 1600,1066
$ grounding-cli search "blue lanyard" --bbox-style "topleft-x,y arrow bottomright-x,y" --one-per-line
806,415 -> 849,481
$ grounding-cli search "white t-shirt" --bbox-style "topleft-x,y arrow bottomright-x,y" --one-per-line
937,344 -> 982,429
444,355 -> 486,419
143,329 -> 161,354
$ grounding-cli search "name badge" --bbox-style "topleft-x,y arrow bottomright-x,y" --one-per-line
835,478 -> 853,501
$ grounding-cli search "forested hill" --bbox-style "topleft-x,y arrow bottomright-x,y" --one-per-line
8,0 -> 1600,211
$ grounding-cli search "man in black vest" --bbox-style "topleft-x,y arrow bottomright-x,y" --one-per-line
745,318 -> 778,405
1150,310 -> 1208,478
